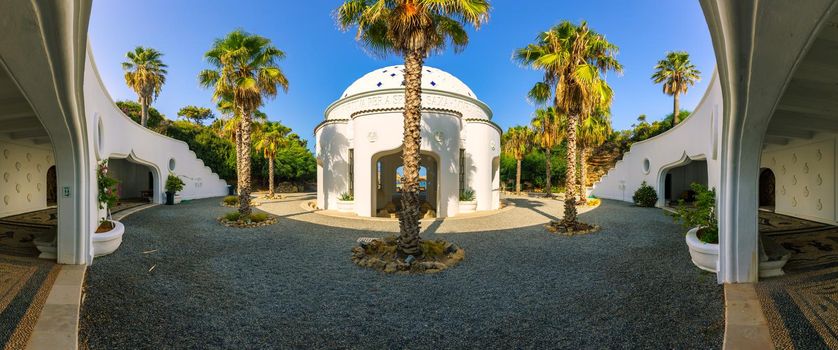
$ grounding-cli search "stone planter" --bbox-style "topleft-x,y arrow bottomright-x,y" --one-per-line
686,226 -> 719,273
93,220 -> 125,257
459,200 -> 477,213
336,200 -> 354,212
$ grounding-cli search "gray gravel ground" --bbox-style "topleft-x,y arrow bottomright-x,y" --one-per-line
79,193 -> 723,349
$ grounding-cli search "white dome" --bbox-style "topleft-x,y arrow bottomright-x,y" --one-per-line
340,65 -> 476,99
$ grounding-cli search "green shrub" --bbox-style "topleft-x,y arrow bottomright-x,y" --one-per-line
459,188 -> 475,201
339,192 -> 354,201
670,183 -> 719,244
632,181 -> 658,207
223,212 -> 241,221
165,173 -> 185,193
223,196 -> 238,205
249,213 -> 268,223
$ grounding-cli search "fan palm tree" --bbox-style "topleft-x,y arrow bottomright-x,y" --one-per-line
199,29 -> 289,216
577,109 -> 611,204
530,108 -> 564,196
652,51 -> 700,125
336,0 -> 491,257
515,21 -> 621,226
255,121 -> 291,198
122,47 -> 167,127
502,126 -> 533,195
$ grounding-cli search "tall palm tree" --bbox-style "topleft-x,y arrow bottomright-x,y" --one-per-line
214,95 -> 269,195
577,109 -> 611,204
336,0 -> 491,257
530,108 -> 563,196
515,21 -> 621,227
199,29 -> 289,216
652,51 -> 700,125
502,126 -> 533,195
255,121 -> 291,197
122,46 -> 167,127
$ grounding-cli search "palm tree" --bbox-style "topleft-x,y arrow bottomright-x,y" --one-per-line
502,126 -> 533,195
214,95 -> 269,196
530,108 -> 563,196
336,0 -> 491,257
652,51 -> 700,125
122,46 -> 167,127
177,105 -> 215,125
199,30 -> 289,216
577,109 -> 611,204
515,21 -> 621,227
255,121 -> 291,198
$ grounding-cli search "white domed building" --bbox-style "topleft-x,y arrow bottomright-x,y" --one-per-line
315,66 -> 501,218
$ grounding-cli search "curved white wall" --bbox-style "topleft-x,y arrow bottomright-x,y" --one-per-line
592,70 -> 723,205
83,46 -> 228,205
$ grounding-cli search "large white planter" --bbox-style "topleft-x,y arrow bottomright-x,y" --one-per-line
93,220 -> 125,257
686,226 -> 719,273
459,200 -> 477,213
336,200 -> 354,212
174,195 -> 183,204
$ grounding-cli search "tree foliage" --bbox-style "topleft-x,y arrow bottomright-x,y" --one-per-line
116,100 -> 167,130
177,105 -> 215,125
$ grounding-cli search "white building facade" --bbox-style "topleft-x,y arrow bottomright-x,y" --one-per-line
0,0 -> 227,265
315,66 -> 501,218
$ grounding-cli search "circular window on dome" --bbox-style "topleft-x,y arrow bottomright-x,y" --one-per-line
168,158 -> 176,171
642,158 -> 651,174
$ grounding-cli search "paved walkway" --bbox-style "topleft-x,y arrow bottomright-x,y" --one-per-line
79,194 -> 723,348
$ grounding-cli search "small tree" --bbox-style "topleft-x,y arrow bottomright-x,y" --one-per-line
97,160 -> 120,216
177,105 -> 215,125
670,183 -> 718,244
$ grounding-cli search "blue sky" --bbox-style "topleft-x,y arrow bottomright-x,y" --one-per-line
89,0 -> 715,149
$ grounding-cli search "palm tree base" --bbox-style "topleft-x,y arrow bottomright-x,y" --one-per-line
351,236 -> 465,274
545,220 -> 600,236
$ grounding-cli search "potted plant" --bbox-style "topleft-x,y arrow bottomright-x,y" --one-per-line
670,183 -> 719,272
92,160 -> 126,257
337,192 -> 354,212
458,188 -> 477,213
165,173 -> 185,205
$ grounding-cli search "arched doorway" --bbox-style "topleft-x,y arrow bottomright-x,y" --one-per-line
372,150 -> 439,219
758,168 -> 775,210
46,165 -> 57,206
659,158 -> 709,207
107,157 -> 159,210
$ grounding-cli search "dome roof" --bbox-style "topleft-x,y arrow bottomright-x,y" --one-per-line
340,65 -> 476,99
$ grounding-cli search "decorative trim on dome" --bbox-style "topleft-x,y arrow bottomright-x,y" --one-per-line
313,118 -> 349,134
350,107 -> 462,119
464,118 -> 503,133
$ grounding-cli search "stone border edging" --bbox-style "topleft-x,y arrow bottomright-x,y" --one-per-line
723,283 -> 774,349
299,200 -> 517,222
25,265 -> 86,350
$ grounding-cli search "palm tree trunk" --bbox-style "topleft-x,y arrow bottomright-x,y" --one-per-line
564,114 -> 579,223
579,146 -> 589,204
268,156 -> 275,197
673,92 -> 680,125
397,49 -> 424,258
140,96 -> 149,127
235,126 -> 241,194
238,108 -> 253,216
516,158 -> 522,195
545,148 -> 552,197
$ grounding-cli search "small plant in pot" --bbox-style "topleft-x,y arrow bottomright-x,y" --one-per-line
670,183 -> 719,272
337,192 -> 354,212
459,188 -> 477,213
165,173 -> 185,205
93,160 -> 126,257
633,181 -> 658,207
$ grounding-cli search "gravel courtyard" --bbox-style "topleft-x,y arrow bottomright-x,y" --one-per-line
79,194 -> 723,349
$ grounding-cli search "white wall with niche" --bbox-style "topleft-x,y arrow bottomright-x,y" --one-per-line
0,139 -> 55,217
761,136 -> 836,224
